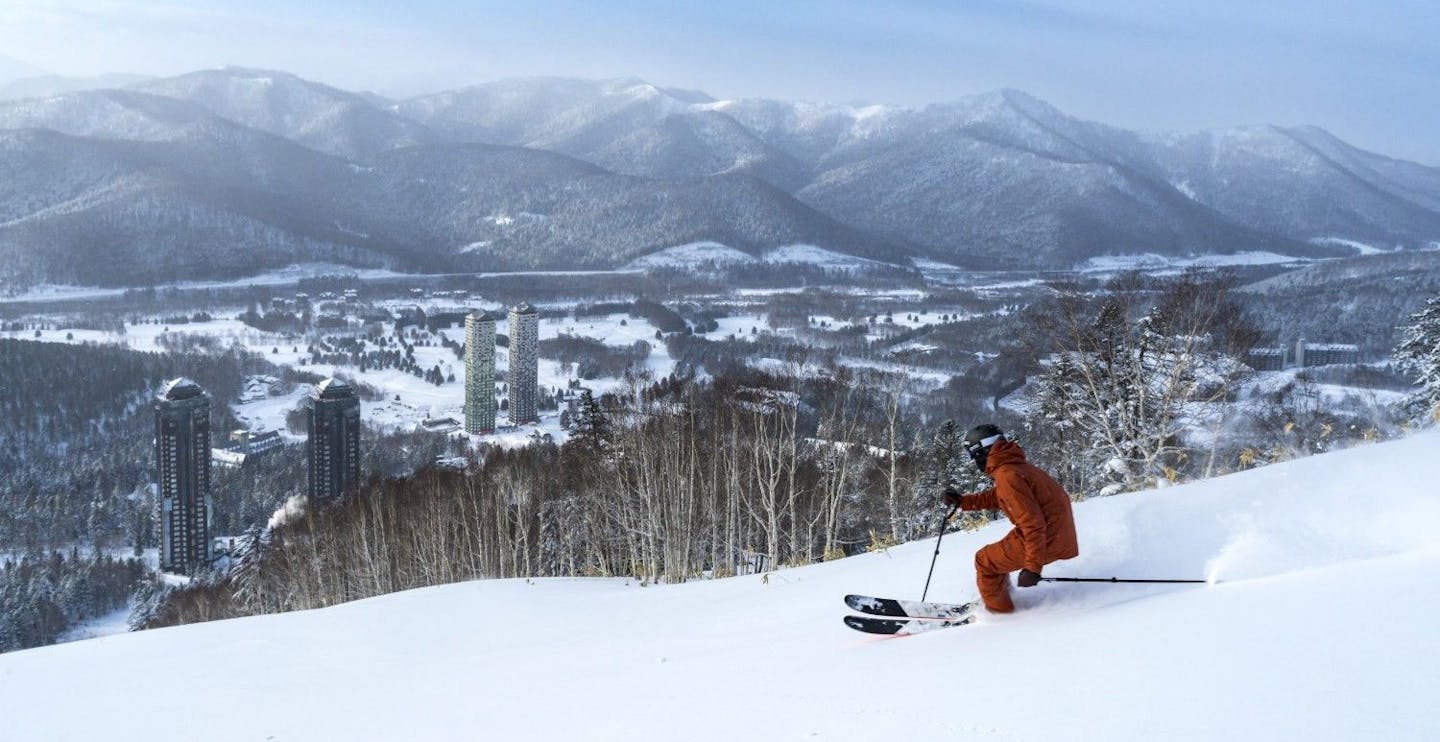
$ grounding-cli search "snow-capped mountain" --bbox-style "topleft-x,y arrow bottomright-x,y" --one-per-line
0,88 -> 240,142
2,68 -> 1439,288
395,76 -> 711,149
133,67 -> 439,160
1147,125 -> 1440,248
402,80 -> 1440,264
0,125 -> 896,287
5,431 -> 1437,741
0,125 -> 379,287
785,91 -> 1314,266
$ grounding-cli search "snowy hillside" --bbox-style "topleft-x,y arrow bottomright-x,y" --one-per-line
9,70 -> 1440,289
134,67 -> 438,159
5,433 -> 1439,741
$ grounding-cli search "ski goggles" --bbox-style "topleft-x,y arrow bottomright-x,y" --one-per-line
964,433 -> 1005,458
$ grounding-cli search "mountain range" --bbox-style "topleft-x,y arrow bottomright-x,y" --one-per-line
2,67 -> 1439,289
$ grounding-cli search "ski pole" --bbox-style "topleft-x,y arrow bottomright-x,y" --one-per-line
921,505 -> 960,602
1040,576 -> 1208,584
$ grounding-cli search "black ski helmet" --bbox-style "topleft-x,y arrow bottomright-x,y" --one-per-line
963,424 -> 1006,471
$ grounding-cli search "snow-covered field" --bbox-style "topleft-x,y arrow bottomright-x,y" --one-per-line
4,287 -> 986,440
0,263 -> 413,304
6,431 -> 1437,741
1309,236 -> 1395,255
1242,369 -> 1412,408
1081,251 -> 1309,272
0,308 -> 681,444
624,241 -> 756,268
625,242 -> 888,271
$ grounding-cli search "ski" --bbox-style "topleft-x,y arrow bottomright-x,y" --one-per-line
843,614 -> 976,636
844,594 -> 977,620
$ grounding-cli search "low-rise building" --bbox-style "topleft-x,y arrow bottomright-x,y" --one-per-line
421,416 -> 462,434
1247,347 -> 1287,371
1295,339 -> 1361,367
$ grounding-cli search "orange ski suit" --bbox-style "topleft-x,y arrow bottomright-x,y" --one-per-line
958,439 -> 1078,613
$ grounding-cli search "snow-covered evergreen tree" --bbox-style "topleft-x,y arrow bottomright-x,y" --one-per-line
567,388 -> 612,457
230,524 -> 268,613
1395,293 -> 1440,425
914,420 -> 989,531
127,579 -> 168,631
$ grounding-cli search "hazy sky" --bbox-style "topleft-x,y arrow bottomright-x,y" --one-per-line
1,0 -> 1437,163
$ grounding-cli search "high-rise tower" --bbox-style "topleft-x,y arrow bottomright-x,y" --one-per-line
307,377 -> 362,503
508,303 -> 540,424
464,310 -> 497,433
154,378 -> 213,573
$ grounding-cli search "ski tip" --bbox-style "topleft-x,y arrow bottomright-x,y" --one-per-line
842,614 -> 892,632
843,594 -> 885,612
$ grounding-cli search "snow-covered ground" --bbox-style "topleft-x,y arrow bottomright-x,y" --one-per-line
0,263 -> 412,304
8,430 -> 1436,741
624,241 -> 757,268
1309,236 -> 1395,255
1241,369 -> 1412,408
1081,251 -> 1309,272
763,243 -> 883,268
5,290 -> 987,439
53,608 -> 132,644
0,308 -> 680,444
624,242 -> 886,271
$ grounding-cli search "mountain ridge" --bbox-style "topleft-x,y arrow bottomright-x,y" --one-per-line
1,68 -> 1437,288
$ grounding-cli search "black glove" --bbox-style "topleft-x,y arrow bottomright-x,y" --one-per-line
1017,569 -> 1042,588
942,488 -> 962,508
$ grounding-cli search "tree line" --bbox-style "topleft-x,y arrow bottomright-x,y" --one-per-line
0,551 -> 147,652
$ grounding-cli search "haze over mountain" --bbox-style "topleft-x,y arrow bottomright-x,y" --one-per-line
0,53 -> 46,84
3,67 -> 1438,289
0,73 -> 152,102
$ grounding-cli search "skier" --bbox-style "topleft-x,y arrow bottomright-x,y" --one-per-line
942,424 -> 1077,614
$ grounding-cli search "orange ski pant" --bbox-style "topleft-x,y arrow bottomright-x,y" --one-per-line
974,532 -> 1028,613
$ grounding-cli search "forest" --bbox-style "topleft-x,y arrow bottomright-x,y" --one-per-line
0,339 -> 258,551
0,551 -> 147,652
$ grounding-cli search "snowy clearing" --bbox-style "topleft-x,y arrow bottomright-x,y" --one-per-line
1081,252 -> 1308,272
626,242 -> 886,271
1309,236 -> 1394,255
624,241 -> 757,268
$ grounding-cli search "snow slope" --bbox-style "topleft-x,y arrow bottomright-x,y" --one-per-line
4,433 -> 1440,741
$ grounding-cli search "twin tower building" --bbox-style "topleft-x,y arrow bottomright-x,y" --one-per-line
464,303 -> 539,433
154,303 -> 538,573
154,376 -> 360,574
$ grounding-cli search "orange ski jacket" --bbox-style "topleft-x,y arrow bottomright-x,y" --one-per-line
959,439 -> 1079,573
